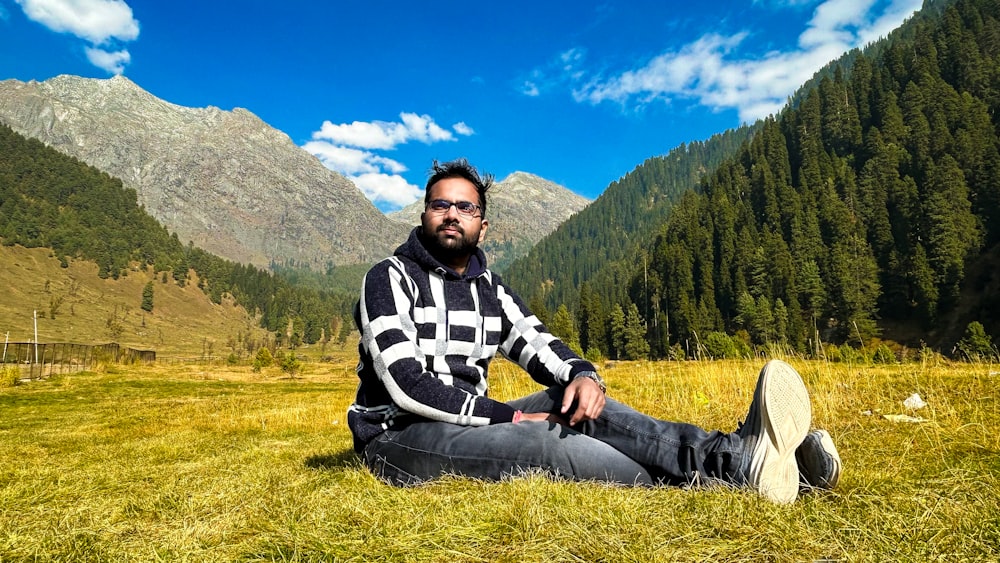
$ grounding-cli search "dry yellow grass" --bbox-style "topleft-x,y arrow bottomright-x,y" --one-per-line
1,355 -> 998,561
0,244 -> 269,357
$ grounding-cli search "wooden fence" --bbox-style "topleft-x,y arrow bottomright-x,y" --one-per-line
1,341 -> 156,379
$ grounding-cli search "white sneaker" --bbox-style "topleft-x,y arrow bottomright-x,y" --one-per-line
738,360 -> 812,504
797,429 -> 842,490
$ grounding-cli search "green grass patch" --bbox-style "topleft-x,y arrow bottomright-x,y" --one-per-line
0,365 -> 19,387
1,359 -> 998,561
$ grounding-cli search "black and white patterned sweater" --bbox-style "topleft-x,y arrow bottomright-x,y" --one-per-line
347,228 -> 596,451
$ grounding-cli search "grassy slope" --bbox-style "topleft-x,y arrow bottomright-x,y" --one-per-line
1,356 -> 998,561
0,244 -> 269,358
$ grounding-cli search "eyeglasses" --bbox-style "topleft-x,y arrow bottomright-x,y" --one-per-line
426,199 -> 482,218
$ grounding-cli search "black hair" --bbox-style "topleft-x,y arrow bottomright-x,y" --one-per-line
424,158 -> 494,218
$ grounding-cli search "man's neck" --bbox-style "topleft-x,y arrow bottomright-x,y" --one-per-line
440,253 -> 471,275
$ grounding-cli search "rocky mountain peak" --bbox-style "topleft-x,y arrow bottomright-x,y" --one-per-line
0,75 -> 410,269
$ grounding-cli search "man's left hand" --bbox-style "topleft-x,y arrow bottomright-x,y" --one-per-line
561,376 -> 606,426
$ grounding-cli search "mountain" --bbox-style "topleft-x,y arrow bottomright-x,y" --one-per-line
1,122 -> 355,345
388,171 -> 590,270
0,75 -> 410,269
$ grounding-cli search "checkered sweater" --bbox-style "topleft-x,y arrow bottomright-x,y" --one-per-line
347,228 -> 596,451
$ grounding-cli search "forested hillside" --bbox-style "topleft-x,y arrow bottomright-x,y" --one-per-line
512,0 -> 1000,360
0,124 -> 353,345
505,128 -> 752,313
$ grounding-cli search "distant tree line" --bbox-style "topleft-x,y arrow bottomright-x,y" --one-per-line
0,123 -> 354,346
507,0 -> 1000,360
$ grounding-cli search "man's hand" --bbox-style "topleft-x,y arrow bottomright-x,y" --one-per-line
561,376 -> 606,425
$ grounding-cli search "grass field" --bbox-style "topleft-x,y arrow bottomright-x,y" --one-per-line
1,354 -> 998,562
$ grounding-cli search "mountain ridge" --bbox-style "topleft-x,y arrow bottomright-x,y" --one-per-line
0,74 -> 411,269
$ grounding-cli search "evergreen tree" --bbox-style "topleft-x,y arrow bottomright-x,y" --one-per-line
735,290 -> 755,327
577,282 -> 608,357
798,259 -> 827,323
956,321 -> 998,361
754,296 -> 776,345
922,155 -> 980,310
773,298 -> 789,344
549,304 -> 581,355
623,302 -> 650,360
528,293 -> 550,327
829,235 -> 881,342
141,281 -> 154,312
609,304 -> 626,360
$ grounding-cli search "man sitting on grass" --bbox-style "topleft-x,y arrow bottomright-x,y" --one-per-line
347,159 -> 841,504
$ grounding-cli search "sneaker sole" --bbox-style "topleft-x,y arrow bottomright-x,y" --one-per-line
748,360 -> 811,504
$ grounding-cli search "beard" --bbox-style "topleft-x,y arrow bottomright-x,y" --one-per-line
420,221 -> 480,263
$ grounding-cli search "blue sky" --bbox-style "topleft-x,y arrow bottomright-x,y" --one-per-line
1,0 -> 922,212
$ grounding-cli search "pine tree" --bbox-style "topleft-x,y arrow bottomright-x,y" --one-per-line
923,155 -> 980,309
753,295 -> 776,345
609,304 -> 626,360
549,304 -> 581,355
141,281 -> 154,312
528,293 -> 550,327
829,235 -> 881,342
577,282 -> 608,358
956,321 -> 998,361
623,302 -> 650,360
798,259 -> 827,322
773,298 -> 789,344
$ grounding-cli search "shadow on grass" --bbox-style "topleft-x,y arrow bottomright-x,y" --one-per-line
305,449 -> 359,470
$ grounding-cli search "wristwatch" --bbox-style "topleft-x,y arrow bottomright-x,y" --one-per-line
576,371 -> 606,394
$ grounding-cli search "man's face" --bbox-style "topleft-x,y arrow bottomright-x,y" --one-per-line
420,177 -> 488,262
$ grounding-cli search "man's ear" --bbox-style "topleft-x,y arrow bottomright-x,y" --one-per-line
478,219 -> 489,244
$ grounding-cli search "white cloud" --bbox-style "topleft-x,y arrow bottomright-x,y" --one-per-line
314,119 -> 404,150
16,0 -> 139,74
304,113 -> 475,210
17,0 -> 138,43
560,0 -> 922,123
352,173 -> 425,208
313,112 -> 461,150
400,112 -> 453,144
453,122 -> 474,136
302,141 -> 407,176
85,46 -> 130,74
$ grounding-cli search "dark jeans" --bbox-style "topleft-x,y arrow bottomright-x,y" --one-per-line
360,386 -> 747,487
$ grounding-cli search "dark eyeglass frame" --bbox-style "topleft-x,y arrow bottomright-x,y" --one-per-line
426,199 -> 482,218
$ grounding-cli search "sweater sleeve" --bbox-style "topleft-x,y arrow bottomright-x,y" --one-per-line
357,259 -> 516,425
493,275 -> 596,385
